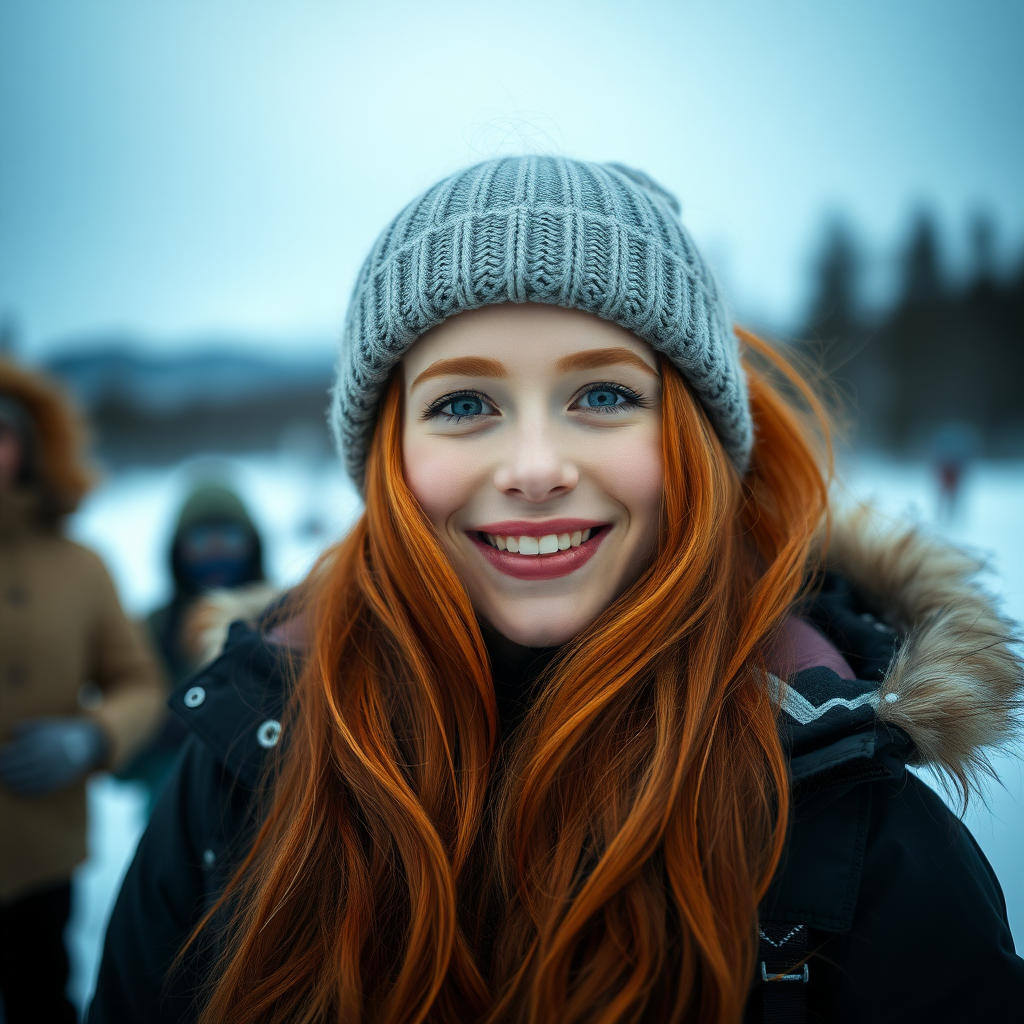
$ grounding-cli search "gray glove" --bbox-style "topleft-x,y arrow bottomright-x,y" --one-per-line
0,717 -> 109,797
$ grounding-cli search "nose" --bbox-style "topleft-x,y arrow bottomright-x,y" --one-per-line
493,423 -> 579,501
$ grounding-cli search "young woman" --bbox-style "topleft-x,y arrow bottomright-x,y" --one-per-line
89,157 -> 1024,1023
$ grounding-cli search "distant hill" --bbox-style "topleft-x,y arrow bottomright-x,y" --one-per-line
42,341 -> 337,467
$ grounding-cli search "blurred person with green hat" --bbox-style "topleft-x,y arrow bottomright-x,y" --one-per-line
116,483 -> 267,813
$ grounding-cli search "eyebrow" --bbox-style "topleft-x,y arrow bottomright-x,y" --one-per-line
409,346 -> 659,391
410,356 -> 508,390
555,347 -> 660,376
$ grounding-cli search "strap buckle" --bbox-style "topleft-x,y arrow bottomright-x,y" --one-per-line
760,962 -> 809,983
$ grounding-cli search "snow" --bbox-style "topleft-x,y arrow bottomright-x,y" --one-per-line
62,454 -> 1024,1015
65,776 -> 149,1014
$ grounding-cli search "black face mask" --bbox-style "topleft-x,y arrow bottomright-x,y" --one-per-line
177,522 -> 255,590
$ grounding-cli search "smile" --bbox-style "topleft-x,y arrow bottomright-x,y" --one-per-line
468,521 -> 608,581
480,528 -> 592,554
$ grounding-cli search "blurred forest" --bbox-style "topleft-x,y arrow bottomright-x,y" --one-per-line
800,211 -> 1023,457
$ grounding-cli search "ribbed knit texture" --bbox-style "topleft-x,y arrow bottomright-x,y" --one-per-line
330,156 -> 751,487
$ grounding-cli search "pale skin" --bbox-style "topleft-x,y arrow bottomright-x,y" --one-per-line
401,303 -> 664,652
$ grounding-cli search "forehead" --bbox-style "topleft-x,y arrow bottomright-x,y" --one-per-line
400,303 -> 658,382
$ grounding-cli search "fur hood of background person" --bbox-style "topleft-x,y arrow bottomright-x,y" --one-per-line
0,359 -> 97,522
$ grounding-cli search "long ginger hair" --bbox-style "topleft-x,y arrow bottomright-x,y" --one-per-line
193,327 -> 830,1024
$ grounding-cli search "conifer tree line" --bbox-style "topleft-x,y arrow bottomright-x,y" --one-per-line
799,212 -> 1024,456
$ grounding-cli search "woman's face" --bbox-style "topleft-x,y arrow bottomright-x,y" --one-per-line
401,303 -> 664,648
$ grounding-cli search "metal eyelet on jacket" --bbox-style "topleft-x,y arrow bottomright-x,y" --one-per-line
256,719 -> 282,748
183,686 -> 206,708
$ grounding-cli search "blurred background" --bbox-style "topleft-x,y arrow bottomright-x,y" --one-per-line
1,0 -> 1021,1015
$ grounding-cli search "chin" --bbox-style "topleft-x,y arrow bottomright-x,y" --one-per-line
486,603 -> 599,649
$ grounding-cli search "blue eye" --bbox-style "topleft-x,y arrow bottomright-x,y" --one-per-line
423,391 -> 496,422
575,383 -> 646,414
450,396 -> 484,417
584,388 -> 624,409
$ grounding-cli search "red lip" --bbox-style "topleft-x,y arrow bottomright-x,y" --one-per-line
469,527 -> 608,581
474,518 -> 606,538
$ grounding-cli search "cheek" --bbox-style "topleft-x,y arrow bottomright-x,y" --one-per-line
401,433 -> 478,530
599,429 -> 664,529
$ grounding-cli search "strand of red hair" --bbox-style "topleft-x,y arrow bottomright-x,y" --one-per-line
188,327 -> 831,1024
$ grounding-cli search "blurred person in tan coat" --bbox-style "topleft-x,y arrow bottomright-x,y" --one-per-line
0,360 -> 163,1023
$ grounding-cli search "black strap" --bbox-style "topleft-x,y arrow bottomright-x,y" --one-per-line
758,922 -> 809,1024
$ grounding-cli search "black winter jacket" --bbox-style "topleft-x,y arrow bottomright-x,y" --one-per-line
88,520 -> 1024,1023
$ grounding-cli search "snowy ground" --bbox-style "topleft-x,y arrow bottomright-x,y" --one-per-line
62,453 -> 1023,1015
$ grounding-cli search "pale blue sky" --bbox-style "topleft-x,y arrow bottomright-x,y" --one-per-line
1,0 -> 1022,356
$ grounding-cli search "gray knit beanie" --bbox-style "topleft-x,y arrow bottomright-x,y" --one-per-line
330,156 -> 750,488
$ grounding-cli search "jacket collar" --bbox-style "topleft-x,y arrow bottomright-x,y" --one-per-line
171,620 -> 290,789
0,487 -> 47,540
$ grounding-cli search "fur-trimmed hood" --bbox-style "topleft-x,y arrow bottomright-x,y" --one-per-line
181,509 -> 1023,795
820,506 -> 1022,793
0,359 -> 95,517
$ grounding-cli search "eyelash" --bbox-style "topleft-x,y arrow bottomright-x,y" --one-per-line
422,383 -> 649,422
577,382 -> 650,414
423,390 -> 496,423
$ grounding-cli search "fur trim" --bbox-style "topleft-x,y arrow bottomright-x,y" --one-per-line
826,506 -> 1023,793
0,359 -> 96,514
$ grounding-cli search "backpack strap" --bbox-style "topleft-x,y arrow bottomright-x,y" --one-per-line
758,922 -> 809,1024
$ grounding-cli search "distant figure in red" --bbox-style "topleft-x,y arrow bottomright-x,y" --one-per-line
932,422 -> 977,521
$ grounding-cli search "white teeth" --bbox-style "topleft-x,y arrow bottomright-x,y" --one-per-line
518,536 -> 540,556
483,528 -> 597,553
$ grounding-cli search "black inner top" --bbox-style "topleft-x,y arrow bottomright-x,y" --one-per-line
482,626 -> 562,738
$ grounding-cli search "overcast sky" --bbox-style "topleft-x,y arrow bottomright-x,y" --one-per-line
1,0 -> 1022,358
